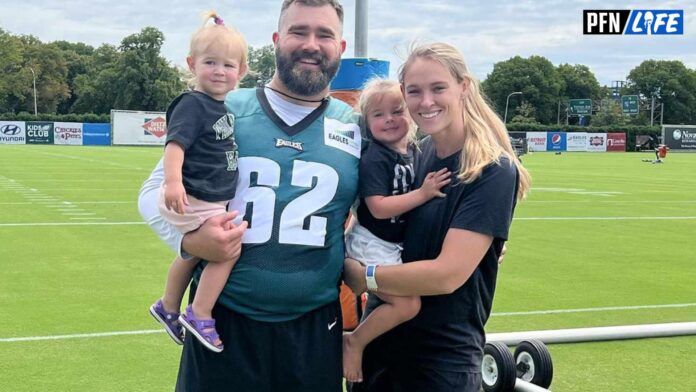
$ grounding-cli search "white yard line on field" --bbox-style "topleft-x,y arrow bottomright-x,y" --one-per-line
0,330 -> 163,342
492,303 -> 696,317
0,221 -> 143,227
3,303 -> 696,343
27,150 -> 148,171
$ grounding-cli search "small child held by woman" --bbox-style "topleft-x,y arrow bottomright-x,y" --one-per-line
342,79 -> 451,381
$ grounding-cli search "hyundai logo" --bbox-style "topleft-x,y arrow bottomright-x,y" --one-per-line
1,124 -> 21,136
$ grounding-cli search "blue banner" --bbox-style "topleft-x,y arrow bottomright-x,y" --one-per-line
82,123 -> 111,146
331,58 -> 389,90
547,131 -> 567,151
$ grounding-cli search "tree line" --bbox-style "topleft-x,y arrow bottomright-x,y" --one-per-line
1,27 -> 694,125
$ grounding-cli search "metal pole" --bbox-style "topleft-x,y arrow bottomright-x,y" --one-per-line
355,0 -> 368,57
487,322 -> 696,346
504,92 -> 522,123
29,67 -> 37,116
660,101 -> 664,125
515,379 -> 551,392
557,100 -> 560,125
650,95 -> 655,126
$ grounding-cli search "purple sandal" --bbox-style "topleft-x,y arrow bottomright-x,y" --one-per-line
149,299 -> 184,345
179,305 -> 224,353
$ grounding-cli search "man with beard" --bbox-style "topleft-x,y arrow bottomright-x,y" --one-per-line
137,1 -> 359,391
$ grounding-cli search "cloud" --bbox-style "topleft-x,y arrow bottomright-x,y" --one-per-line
1,0 -> 693,85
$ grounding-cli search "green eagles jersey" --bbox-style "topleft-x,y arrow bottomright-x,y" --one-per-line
203,88 -> 360,322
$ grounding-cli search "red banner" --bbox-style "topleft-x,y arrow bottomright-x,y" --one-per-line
606,132 -> 626,152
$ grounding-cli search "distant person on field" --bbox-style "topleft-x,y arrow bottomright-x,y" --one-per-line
148,11 -> 248,353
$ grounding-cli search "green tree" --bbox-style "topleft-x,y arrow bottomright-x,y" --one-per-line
482,56 -> 563,124
0,30 -> 71,114
22,37 -> 70,114
557,63 -> 602,101
626,60 -> 696,124
240,45 -> 276,88
111,27 -> 184,111
72,27 -> 184,114
0,29 -> 26,112
49,41 -> 95,114
592,100 -> 628,126
71,44 -> 120,114
510,100 -> 538,124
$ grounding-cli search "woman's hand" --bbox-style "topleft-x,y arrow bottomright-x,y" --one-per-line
343,258 -> 367,295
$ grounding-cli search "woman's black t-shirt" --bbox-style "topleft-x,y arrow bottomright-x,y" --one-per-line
385,135 -> 519,372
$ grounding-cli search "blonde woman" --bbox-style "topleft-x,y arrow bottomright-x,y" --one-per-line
344,42 -> 531,391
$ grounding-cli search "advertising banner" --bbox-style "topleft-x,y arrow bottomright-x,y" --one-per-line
83,123 -> 111,146
526,132 -> 547,152
546,131 -> 567,151
567,132 -> 588,151
0,121 -> 26,144
54,122 -> 83,145
606,132 -> 627,152
587,133 -> 607,152
112,110 -> 167,146
663,125 -> 696,150
25,122 -> 54,144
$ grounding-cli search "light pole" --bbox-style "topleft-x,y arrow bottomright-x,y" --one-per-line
28,67 -> 38,116
504,91 -> 522,123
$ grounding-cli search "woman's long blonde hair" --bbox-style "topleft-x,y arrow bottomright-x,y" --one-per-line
398,42 -> 531,200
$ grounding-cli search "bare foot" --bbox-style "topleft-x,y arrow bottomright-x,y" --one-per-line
342,333 -> 364,383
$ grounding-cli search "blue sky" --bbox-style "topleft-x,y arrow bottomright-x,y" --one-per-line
1,0 -> 694,86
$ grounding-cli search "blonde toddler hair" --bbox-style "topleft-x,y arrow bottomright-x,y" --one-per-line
358,78 -> 417,145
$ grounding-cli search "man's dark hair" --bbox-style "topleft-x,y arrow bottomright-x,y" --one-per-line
279,0 -> 344,27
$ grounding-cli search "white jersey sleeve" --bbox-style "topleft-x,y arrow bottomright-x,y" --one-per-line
137,158 -> 189,259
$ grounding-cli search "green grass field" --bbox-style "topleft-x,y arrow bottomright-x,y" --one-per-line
1,145 -> 695,391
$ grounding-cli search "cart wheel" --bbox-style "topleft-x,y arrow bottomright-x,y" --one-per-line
514,340 -> 553,388
482,342 -> 516,392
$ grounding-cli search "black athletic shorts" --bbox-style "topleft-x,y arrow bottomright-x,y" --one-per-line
348,296 -> 482,392
175,299 -> 343,392
349,365 -> 481,392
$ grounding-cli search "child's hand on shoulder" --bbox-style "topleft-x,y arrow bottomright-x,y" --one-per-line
164,181 -> 189,215
420,168 -> 451,199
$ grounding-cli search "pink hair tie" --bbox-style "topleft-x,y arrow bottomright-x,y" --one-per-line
214,16 -> 224,25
